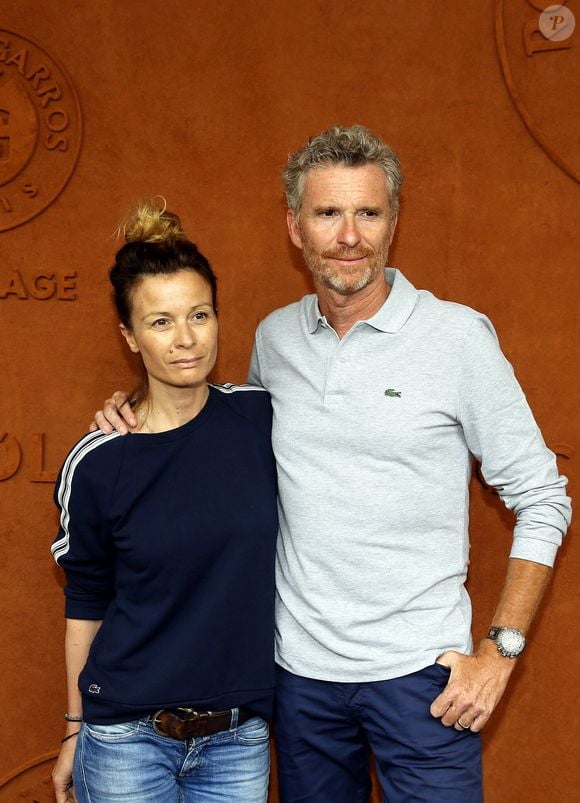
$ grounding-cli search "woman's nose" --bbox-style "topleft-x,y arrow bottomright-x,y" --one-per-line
173,322 -> 195,348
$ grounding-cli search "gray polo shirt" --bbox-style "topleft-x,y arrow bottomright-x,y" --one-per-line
249,269 -> 571,682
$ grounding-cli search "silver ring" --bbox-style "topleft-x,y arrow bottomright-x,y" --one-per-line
457,718 -> 470,730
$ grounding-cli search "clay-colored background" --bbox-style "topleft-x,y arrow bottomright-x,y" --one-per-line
0,1 -> 577,800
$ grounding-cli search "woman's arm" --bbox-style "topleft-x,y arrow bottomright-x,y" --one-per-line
52,618 -> 102,803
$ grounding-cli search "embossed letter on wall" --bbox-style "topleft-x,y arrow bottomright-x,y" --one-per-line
0,30 -> 82,232
0,432 -> 59,483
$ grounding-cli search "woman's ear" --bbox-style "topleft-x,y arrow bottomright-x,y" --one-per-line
119,323 -> 140,354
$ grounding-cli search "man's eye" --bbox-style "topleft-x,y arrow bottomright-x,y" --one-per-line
320,210 -> 336,217
362,210 -> 378,217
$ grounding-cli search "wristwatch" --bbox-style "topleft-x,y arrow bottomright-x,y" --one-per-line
487,626 -> 526,658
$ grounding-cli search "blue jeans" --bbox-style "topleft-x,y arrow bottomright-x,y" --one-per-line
275,664 -> 482,803
73,711 -> 270,802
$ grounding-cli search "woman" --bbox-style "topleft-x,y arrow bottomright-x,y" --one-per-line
51,201 -> 278,802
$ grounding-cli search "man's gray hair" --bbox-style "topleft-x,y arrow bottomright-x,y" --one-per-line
283,125 -> 403,220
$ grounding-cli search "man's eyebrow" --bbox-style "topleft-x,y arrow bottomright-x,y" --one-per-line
310,204 -> 386,213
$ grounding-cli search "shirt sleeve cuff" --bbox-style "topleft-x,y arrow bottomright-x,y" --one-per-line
64,598 -> 109,620
509,536 -> 559,568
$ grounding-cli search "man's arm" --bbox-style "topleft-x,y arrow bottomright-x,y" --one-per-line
247,331 -> 262,386
430,557 -> 551,731
429,317 -> 571,731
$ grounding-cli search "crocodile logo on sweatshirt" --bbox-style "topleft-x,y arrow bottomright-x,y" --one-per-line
384,389 -> 401,397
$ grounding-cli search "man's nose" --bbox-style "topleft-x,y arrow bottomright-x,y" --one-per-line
336,215 -> 362,247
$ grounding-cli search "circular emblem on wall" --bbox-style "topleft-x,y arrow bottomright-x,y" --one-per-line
0,30 -> 82,232
0,751 -> 58,800
495,1 -> 579,183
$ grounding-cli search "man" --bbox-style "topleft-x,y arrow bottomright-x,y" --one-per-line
97,126 -> 571,802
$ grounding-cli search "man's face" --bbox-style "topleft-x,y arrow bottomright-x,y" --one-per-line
287,164 -> 397,296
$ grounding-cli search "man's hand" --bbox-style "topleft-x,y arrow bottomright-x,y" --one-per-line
431,560 -> 552,732
429,640 -> 516,732
90,391 -> 136,434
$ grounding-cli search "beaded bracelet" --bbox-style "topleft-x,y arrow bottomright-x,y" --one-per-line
61,731 -> 80,743
64,713 -> 83,722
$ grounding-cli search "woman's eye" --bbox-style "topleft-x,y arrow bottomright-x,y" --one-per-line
152,318 -> 169,327
192,311 -> 208,321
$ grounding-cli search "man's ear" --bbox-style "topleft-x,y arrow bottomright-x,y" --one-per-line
119,323 -> 140,354
389,213 -> 398,245
287,208 -> 303,250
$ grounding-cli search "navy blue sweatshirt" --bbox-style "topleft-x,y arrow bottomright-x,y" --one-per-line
52,384 -> 278,724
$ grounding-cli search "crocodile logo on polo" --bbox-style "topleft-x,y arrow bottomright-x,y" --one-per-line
384,389 -> 401,397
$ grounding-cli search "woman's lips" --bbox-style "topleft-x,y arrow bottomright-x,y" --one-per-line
170,357 -> 202,367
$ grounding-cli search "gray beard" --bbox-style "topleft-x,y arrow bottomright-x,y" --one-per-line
311,263 -> 379,295
303,247 -> 389,297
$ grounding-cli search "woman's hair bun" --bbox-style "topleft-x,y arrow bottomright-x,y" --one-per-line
110,197 -> 217,332
123,198 -> 186,245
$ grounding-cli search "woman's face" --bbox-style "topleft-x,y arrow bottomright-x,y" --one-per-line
120,270 -> 218,393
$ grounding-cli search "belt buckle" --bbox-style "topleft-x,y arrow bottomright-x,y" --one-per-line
152,709 -> 170,737
151,709 -> 163,737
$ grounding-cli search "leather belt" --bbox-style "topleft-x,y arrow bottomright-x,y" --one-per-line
152,706 -> 253,740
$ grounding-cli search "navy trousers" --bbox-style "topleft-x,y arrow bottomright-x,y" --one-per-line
274,663 -> 482,803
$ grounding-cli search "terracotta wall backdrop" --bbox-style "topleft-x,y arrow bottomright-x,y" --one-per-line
0,1 -> 577,800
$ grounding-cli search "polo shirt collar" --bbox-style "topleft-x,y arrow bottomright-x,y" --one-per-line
305,268 -> 419,334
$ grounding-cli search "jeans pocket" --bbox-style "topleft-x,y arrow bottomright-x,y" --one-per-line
84,720 -> 141,742
235,716 -> 270,744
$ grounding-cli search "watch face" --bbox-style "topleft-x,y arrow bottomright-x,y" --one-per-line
496,627 -> 526,658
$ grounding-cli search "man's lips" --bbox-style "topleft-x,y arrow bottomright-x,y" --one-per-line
323,251 -> 372,263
